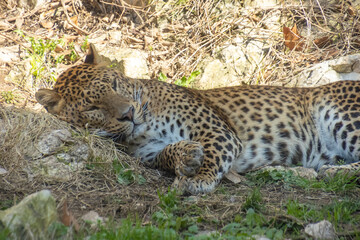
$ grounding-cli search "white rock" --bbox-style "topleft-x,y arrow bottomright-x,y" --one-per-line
0,167 -> 7,175
94,45 -> 150,79
305,220 -> 336,240
290,54 -> 360,87
81,211 -> 105,228
0,190 -> 57,239
37,129 -> 72,155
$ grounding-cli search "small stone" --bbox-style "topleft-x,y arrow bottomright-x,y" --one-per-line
108,31 -> 122,44
81,211 -> 105,228
352,60 -> 360,73
330,56 -> 355,73
305,220 -> 336,240
0,167 -> 7,175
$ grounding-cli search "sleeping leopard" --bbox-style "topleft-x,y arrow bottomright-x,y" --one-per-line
36,44 -> 360,194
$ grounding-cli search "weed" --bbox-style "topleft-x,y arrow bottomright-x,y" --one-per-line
0,226 -> 10,240
242,188 -> 262,211
294,170 -> 359,193
0,91 -> 18,104
324,199 -> 360,228
174,70 -> 201,87
286,200 -> 320,222
222,209 -> 284,239
158,72 -> 168,82
157,71 -> 201,87
81,37 -> 89,52
0,199 -> 14,210
246,168 -> 359,194
89,218 -> 178,240
14,31 -> 79,88
153,189 -> 198,235
286,198 -> 360,229
112,159 -> 146,185
246,169 -> 295,186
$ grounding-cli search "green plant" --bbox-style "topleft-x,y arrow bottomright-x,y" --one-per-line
222,209 -> 284,239
157,71 -> 201,87
242,188 -> 262,211
14,31 -> 79,88
1,91 -> 17,104
81,36 -> 89,52
158,72 -> 168,82
112,159 -> 146,185
89,218 -> 178,240
174,70 -> 201,87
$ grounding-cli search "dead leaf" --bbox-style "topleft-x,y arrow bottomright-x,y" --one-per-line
69,15 -> 78,25
61,199 -> 80,231
283,24 -> 305,51
347,6 -> 356,16
54,44 -> 64,53
313,36 -> 332,48
15,17 -> 24,30
224,170 -> 243,184
40,20 -> 54,29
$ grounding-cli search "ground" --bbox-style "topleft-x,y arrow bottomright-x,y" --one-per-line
0,0 -> 360,239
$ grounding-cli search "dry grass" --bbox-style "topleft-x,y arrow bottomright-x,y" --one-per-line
0,105 -> 171,218
0,0 -> 359,231
91,0 -> 360,84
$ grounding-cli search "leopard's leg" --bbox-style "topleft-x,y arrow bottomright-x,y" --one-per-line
142,130 -> 242,194
151,140 -> 205,177
171,132 -> 242,194
318,161 -> 360,178
310,81 -> 360,178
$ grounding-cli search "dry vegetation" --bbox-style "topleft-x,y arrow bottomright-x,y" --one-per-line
0,0 -> 360,238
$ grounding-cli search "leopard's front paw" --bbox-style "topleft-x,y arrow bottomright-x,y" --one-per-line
172,176 -> 215,195
175,141 -> 204,177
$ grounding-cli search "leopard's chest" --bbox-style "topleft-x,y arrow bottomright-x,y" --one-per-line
127,118 -> 187,163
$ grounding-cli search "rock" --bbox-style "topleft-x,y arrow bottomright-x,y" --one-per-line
0,46 -> 20,63
32,155 -> 85,181
108,31 -> 122,44
0,190 -> 58,239
5,58 -> 33,91
0,167 -> 7,175
305,220 -> 336,240
92,45 -> 150,79
289,166 -> 318,179
252,235 -> 271,240
17,0 -> 47,9
289,54 -> 360,87
197,39 -> 270,89
36,129 -> 72,155
81,211 -> 105,228
31,129 -> 88,181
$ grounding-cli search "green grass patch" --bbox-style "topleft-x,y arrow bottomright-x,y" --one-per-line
246,168 -> 359,194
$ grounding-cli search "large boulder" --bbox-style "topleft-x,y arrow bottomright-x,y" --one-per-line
89,44 -> 150,79
0,190 -> 58,239
289,54 -> 360,87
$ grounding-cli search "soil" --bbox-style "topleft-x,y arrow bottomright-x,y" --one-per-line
0,0 -> 359,235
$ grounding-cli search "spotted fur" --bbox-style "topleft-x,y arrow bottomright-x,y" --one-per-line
36,44 -> 360,194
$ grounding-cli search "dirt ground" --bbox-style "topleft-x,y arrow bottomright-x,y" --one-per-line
1,0 -> 360,236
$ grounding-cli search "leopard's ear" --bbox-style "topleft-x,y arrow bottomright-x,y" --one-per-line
35,89 -> 65,115
84,43 -> 102,65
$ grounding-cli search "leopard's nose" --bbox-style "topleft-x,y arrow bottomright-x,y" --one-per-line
117,106 -> 134,122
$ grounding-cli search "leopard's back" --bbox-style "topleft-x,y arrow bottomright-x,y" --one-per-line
202,81 -> 360,172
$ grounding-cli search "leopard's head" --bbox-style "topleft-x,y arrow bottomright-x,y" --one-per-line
36,44 -> 148,141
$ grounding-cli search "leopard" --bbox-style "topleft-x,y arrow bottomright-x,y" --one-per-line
36,44 -> 360,194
